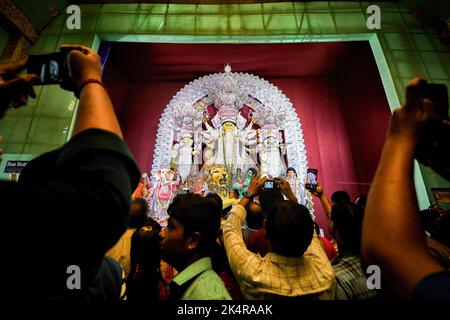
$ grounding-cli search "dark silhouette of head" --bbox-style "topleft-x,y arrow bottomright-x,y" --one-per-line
130,198 -> 149,229
330,202 -> 364,254
331,191 -> 351,204
246,201 -> 264,230
265,200 -> 314,257
206,193 -> 223,210
127,223 -> 162,302
355,195 -> 367,208
160,194 -> 221,270
259,188 -> 284,214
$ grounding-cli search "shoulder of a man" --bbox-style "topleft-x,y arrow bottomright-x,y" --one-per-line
185,269 -> 232,300
21,128 -> 140,188
413,271 -> 450,300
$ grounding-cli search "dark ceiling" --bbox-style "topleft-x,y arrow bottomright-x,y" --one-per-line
106,41 -> 369,82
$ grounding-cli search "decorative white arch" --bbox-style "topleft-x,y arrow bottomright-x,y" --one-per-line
151,71 -> 310,184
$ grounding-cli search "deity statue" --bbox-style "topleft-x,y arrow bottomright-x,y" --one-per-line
205,165 -> 238,208
202,90 -> 257,176
257,124 -> 287,178
149,169 -> 180,223
253,105 -> 288,178
172,119 -> 196,182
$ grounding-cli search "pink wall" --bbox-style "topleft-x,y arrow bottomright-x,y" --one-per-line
335,47 -> 392,197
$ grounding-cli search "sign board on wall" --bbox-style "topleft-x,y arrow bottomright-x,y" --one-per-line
0,154 -> 36,181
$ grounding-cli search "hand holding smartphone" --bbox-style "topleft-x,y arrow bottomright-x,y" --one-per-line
26,53 -> 67,85
305,168 -> 318,191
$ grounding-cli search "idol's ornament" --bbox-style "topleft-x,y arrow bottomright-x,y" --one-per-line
149,64 -> 313,223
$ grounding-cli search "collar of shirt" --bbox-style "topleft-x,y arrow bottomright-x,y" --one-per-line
172,257 -> 212,287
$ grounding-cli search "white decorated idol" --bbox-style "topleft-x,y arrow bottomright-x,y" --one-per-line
151,63 -> 314,216
257,124 -> 287,178
202,88 -> 256,175
176,120 -> 195,182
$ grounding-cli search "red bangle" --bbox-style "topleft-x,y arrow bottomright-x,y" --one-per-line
75,79 -> 107,98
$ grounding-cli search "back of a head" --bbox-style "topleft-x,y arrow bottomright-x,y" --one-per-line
265,200 -> 314,257
259,188 -> 284,214
206,193 -> 223,211
128,226 -> 162,302
355,195 -> 367,208
331,202 -> 364,253
246,202 -> 264,230
130,226 -> 162,270
168,193 -> 222,255
331,191 -> 351,204
130,198 -> 149,229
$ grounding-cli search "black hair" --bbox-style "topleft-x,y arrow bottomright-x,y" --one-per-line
259,188 -> 284,214
265,200 -> 314,257
355,195 -> 367,208
127,224 -> 162,302
246,202 -> 264,230
130,198 -> 149,228
168,193 -> 221,255
330,202 -> 364,254
287,167 -> 297,176
331,191 -> 351,204
206,193 -> 223,210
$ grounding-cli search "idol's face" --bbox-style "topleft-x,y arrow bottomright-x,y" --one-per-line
182,137 -> 192,145
266,137 -> 275,145
287,170 -> 296,178
166,171 -> 174,181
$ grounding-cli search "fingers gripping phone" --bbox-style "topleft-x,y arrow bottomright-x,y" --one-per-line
26,53 -> 68,85
305,168 -> 318,191
417,83 -> 449,119
415,83 -> 450,171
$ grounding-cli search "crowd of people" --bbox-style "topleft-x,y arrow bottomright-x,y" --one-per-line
0,45 -> 449,301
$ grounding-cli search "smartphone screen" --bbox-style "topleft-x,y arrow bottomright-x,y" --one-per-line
264,181 -> 274,189
27,53 -> 66,85
305,168 -> 318,191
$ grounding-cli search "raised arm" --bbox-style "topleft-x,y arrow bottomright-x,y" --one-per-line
310,183 -> 332,218
361,78 -> 444,298
61,45 -> 123,139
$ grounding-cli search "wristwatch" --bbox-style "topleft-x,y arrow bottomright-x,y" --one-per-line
243,191 -> 255,199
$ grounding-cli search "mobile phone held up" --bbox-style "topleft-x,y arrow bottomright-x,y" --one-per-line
263,180 -> 277,190
415,83 -> 450,173
417,83 -> 449,119
26,53 -> 67,85
305,168 -> 318,191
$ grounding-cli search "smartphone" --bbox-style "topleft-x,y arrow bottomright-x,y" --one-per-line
264,180 -> 274,189
264,180 -> 277,189
243,168 -> 257,191
305,168 -> 318,191
417,83 -> 449,119
27,53 -> 67,85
